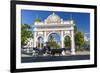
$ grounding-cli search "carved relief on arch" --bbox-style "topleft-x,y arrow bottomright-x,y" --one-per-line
46,31 -> 52,36
56,30 -> 61,35
63,30 -> 72,37
46,30 -> 61,37
36,31 -> 44,38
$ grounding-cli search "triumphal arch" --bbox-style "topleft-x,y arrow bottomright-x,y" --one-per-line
33,13 -> 75,54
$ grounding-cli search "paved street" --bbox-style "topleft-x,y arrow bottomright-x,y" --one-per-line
21,55 -> 90,63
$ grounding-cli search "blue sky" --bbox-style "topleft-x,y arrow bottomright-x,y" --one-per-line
21,10 -> 90,41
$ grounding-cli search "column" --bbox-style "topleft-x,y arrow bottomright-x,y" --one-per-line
33,31 -> 36,48
40,37 -> 42,49
44,31 -> 47,46
61,30 -> 64,48
71,30 -> 75,55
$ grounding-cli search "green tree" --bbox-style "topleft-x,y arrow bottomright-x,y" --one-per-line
21,24 -> 33,46
64,36 -> 71,48
35,18 -> 41,22
48,35 -> 60,49
75,31 -> 84,50
74,25 -> 78,34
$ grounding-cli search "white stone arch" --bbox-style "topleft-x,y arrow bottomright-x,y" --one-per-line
33,12 -> 75,54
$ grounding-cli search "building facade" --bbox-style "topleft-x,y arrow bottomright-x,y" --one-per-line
33,12 -> 75,54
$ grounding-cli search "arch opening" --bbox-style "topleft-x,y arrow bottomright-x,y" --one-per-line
37,36 -> 44,49
47,33 -> 61,49
64,35 -> 71,51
